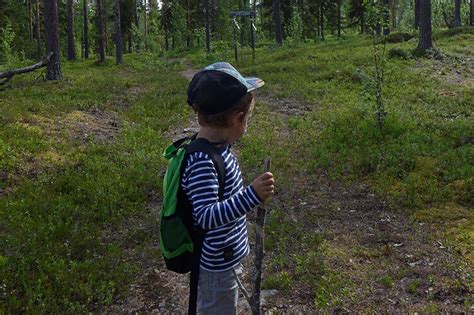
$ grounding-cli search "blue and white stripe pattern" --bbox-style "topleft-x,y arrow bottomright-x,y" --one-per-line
181,145 -> 261,272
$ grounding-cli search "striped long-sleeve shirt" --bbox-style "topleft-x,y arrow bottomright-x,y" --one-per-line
181,144 -> 261,272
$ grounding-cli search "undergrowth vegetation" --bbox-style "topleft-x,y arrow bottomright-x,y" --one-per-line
0,28 -> 472,312
178,29 -> 473,308
0,55 -> 189,312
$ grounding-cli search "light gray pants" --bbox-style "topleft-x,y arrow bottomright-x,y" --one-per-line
198,264 -> 243,315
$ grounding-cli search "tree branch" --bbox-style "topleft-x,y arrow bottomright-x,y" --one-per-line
0,52 -> 54,83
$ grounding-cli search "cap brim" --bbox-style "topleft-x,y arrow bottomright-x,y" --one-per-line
205,62 -> 265,92
244,77 -> 265,92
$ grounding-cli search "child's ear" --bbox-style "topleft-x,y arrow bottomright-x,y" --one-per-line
231,112 -> 245,125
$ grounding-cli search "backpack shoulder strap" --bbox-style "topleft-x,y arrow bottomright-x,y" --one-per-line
184,137 -> 227,315
185,138 -> 226,201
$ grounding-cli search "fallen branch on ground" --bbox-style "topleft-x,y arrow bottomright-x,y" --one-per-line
0,52 -> 54,85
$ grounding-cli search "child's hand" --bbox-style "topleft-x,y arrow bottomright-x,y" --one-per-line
252,172 -> 275,201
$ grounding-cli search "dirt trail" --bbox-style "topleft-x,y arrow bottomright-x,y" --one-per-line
106,62 -> 473,314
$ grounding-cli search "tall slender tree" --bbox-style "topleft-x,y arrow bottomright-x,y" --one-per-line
205,0 -> 210,52
273,0 -> 282,45
454,0 -> 461,27
114,0 -> 123,64
391,0 -> 397,29
471,0 -> 474,26
144,0 -> 148,38
28,0 -> 33,59
415,0 -> 420,28
115,0 -> 122,64
320,0 -> 325,41
83,0 -> 89,58
417,0 -> 432,50
67,0 -> 76,60
337,0 -> 342,38
97,0 -> 106,63
44,0 -> 62,80
36,0 -> 41,61
134,0 -> 141,52
349,0 -> 366,34
383,0 -> 390,35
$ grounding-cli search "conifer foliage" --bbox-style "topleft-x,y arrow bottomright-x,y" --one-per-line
0,0 -> 472,67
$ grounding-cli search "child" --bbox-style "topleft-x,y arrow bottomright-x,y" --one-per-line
183,62 -> 275,314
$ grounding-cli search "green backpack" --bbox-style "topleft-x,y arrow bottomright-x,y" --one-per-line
160,134 -> 225,274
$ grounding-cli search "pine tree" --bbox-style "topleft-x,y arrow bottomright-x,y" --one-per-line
97,0 -> 106,63
273,0 -> 282,45
67,0 -> 76,60
44,0 -> 62,80
83,0 -> 89,58
115,0 -> 122,64
454,0 -> 461,27
417,0 -> 432,50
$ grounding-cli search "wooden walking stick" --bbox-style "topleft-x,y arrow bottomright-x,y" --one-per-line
251,157 -> 271,315
234,158 -> 272,315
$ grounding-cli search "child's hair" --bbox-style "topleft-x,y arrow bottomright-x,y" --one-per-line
193,91 -> 255,128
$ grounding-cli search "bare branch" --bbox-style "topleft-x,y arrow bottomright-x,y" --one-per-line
0,52 -> 54,81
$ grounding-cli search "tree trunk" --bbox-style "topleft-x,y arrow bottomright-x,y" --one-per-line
44,0 -> 62,80
205,0 -> 211,52
337,0 -> 341,38
415,0 -> 420,29
67,0 -> 76,60
1,52 -> 53,84
360,1 -> 365,34
36,0 -> 42,61
97,0 -> 106,63
165,29 -> 169,50
383,0 -> 390,35
134,0 -> 140,52
454,0 -> 462,27
471,0 -> 474,26
417,0 -> 432,50
28,0 -> 34,59
320,2 -> 325,41
144,0 -> 147,38
273,0 -> 282,45
83,0 -> 89,58
115,0 -> 123,64
104,3 -> 108,55
187,0 -> 191,48
391,0 -> 397,29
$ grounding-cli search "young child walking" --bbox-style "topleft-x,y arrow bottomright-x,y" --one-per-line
183,62 -> 275,314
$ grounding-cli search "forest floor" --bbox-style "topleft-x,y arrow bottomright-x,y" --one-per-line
2,30 -> 473,314
106,62 -> 473,314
